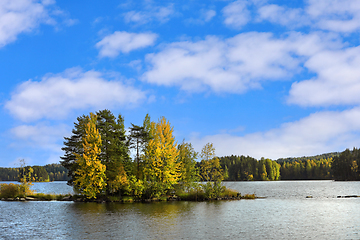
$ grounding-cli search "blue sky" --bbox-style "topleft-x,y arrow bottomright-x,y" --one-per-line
1,0 -> 360,167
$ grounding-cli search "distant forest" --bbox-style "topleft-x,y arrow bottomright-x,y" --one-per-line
0,164 -> 69,182
219,149 -> 359,181
0,148 -> 358,182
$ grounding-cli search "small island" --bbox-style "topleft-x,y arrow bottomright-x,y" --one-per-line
1,110 -> 257,203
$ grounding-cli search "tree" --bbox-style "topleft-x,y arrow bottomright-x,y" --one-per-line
62,109 -> 131,192
128,114 -> 152,180
96,109 -> 130,194
17,159 -> 33,196
199,143 -> 223,182
73,113 -> 106,199
61,115 -> 88,186
177,141 -> 199,188
143,116 -> 180,197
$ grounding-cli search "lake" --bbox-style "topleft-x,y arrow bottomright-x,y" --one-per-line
0,181 -> 359,239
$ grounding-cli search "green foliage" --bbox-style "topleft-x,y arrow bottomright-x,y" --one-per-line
125,176 -> 145,199
44,163 -> 69,181
219,155 -> 280,181
277,152 -> 340,164
177,141 -> 199,189
61,114 -> 88,185
0,164 -> 68,182
0,182 -> 34,198
0,183 -> 19,198
96,110 -> 131,194
128,120 -> 151,179
202,181 -> 225,199
332,148 -> 360,181
199,143 -> 223,182
280,158 -> 332,180
0,167 -> 19,181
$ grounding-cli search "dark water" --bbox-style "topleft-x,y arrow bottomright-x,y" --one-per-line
1,181 -> 359,239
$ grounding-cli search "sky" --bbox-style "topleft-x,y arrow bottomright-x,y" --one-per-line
1,0 -> 360,167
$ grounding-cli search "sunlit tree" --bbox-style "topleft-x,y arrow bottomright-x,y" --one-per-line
143,116 -> 180,197
73,113 -> 106,199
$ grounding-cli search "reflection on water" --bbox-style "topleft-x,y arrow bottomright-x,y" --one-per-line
1,181 -> 360,239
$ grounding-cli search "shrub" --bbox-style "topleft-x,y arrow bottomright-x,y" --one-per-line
18,182 -> 34,197
0,183 -> 19,198
242,193 -> 256,199
220,188 -> 239,198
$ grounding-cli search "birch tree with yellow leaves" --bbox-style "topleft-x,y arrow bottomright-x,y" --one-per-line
73,113 -> 106,199
143,116 -> 180,198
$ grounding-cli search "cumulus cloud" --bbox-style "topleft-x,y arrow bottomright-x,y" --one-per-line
124,4 -> 174,25
142,32 -> 340,93
5,68 -> 146,122
0,0 -> 55,47
288,45 -> 360,106
222,0 -> 251,29
257,4 -> 309,28
96,31 -> 158,58
191,107 -> 360,160
256,0 -> 360,33
306,0 -> 360,32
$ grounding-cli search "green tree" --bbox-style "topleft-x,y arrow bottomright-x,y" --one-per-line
73,113 -> 106,199
177,141 -> 199,189
61,115 -> 88,186
199,143 -> 223,182
128,115 -> 151,179
96,109 -> 130,194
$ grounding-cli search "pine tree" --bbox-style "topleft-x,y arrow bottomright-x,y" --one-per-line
96,110 -> 130,194
61,115 -> 87,186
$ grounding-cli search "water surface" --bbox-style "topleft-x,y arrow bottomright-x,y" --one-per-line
1,181 -> 359,239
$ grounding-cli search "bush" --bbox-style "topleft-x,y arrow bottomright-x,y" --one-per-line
18,182 -> 34,197
0,183 -> 19,198
220,188 -> 239,198
202,181 -> 226,199
242,193 -> 256,199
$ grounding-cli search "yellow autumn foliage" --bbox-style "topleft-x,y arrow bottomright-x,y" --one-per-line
143,116 -> 180,196
74,113 -> 106,199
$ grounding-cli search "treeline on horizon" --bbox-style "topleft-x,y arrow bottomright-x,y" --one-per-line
219,155 -> 333,181
218,149 -> 360,181
1,150 -> 358,182
0,164 -> 69,182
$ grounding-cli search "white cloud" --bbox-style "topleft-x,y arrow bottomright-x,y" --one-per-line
288,45 -> 360,106
124,4 -> 174,25
306,0 -> 360,32
257,4 -> 309,28
203,9 -> 216,22
222,0 -> 251,29
257,0 -> 360,33
142,32 -> 340,93
96,31 -> 158,58
5,68 -> 147,122
191,107 -> 360,159
0,0 -> 55,47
